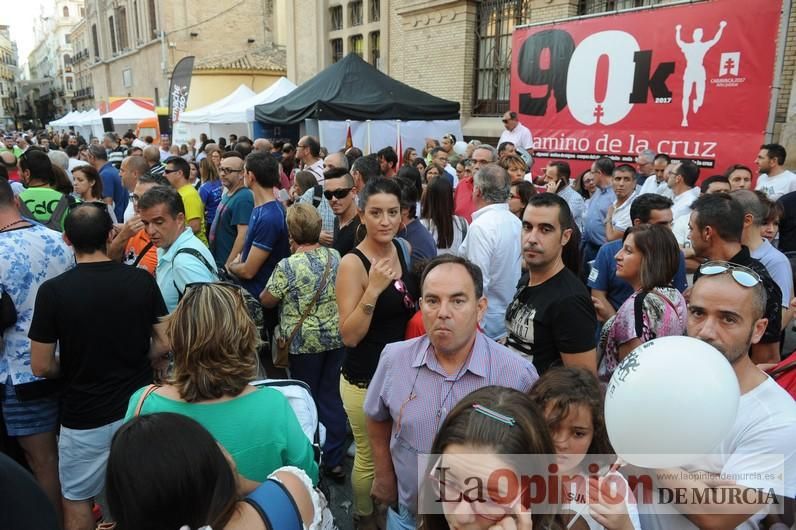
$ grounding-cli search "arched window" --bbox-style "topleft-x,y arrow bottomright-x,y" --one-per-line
63,6 -> 69,17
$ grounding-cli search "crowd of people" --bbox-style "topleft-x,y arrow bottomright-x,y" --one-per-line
0,118 -> 795,530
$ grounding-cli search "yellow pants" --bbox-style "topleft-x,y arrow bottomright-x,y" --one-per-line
340,375 -> 374,516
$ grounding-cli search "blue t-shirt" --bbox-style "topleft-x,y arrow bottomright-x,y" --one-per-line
582,186 -> 615,247
209,188 -> 254,267
199,180 -> 224,231
99,162 -> 128,221
587,238 -> 688,310
398,219 -> 438,264
240,201 -> 290,299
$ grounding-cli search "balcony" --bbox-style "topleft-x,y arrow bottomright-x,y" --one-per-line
72,86 -> 94,100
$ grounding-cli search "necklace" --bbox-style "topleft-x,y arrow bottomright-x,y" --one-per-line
436,352 -> 472,423
0,219 -> 27,232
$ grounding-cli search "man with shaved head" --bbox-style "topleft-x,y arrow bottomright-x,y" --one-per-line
119,156 -> 152,222
253,138 -> 273,153
142,146 -> 165,177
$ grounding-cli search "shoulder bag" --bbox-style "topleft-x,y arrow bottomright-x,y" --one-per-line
273,250 -> 333,369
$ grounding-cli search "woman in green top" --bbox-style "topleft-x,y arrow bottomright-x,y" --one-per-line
124,282 -> 318,484
261,203 -> 346,482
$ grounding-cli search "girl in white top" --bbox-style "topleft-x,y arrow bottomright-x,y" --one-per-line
530,368 -> 641,530
420,176 -> 468,256
71,165 -> 118,223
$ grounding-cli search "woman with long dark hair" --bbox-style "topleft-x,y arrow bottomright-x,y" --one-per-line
106,413 -> 333,530
420,177 -> 467,255
335,177 -> 419,529
530,368 -> 641,529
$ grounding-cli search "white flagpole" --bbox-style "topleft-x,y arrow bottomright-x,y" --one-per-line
366,119 -> 372,154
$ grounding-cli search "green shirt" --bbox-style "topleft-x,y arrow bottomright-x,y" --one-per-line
265,247 -> 343,354
18,187 -> 68,228
125,386 -> 319,483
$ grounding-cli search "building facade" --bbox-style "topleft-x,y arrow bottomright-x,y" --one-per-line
287,0 -> 796,163
70,18 -> 96,110
83,0 -> 288,112
18,0 -> 85,126
0,25 -> 18,129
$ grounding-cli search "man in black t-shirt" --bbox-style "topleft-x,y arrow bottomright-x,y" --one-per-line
689,193 -> 782,362
505,193 -> 598,375
29,203 -> 168,530
325,167 -> 361,256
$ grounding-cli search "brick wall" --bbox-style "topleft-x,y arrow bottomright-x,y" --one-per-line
391,0 -> 477,116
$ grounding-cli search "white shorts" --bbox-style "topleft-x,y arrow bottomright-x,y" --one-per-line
58,418 -> 125,501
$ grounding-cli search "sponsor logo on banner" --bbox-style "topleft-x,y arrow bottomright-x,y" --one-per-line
510,0 -> 780,173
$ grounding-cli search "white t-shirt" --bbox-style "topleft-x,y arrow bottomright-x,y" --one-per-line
498,122 -> 534,150
750,239 -> 793,307
671,187 -> 700,220
639,377 -> 796,530
563,472 -> 641,529
419,216 -> 468,256
755,170 -> 796,201
639,175 -> 674,198
672,214 -> 691,247
611,192 -> 638,233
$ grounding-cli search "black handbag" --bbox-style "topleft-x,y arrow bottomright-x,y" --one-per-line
0,290 -> 16,332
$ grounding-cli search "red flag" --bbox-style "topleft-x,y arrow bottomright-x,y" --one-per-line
345,122 -> 353,150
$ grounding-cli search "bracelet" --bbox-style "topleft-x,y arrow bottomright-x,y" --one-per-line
360,302 -> 375,315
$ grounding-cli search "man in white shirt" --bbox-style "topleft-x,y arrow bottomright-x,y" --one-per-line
459,163 -> 521,340
498,111 -> 534,151
639,153 -> 674,197
297,135 -> 325,184
668,160 -> 701,219
640,268 -> 796,530
755,143 -> 796,200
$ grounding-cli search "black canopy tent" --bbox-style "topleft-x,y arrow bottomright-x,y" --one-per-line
254,53 -> 460,124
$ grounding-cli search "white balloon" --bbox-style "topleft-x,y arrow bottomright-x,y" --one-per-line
453,141 -> 468,155
605,336 -> 740,468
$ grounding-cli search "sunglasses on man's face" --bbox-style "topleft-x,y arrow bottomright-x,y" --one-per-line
323,188 -> 352,200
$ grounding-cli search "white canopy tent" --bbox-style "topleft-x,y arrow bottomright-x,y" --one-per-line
73,109 -> 104,140
200,77 -> 297,140
177,84 -> 256,142
311,119 -> 463,155
47,111 -> 71,128
101,100 -> 156,125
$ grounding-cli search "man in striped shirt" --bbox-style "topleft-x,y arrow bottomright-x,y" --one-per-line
365,254 -> 539,530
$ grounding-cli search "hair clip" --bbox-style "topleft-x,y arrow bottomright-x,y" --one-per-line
472,404 -> 515,426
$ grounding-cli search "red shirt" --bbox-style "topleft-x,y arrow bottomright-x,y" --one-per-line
454,177 -> 476,223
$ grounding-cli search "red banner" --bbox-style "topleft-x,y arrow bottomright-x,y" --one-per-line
510,0 -> 782,177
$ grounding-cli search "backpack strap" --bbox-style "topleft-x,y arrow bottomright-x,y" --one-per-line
17,200 -> 35,220
633,290 -> 649,340
312,184 -> 323,208
49,195 -> 75,230
244,478 -> 304,530
172,247 -> 218,299
133,384 -> 159,417
131,241 -> 154,268
174,247 -> 216,274
395,237 -> 411,268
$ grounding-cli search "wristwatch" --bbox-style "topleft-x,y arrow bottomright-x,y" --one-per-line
360,302 -> 376,315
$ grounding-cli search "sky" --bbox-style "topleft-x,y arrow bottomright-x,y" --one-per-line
2,0 -> 45,65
